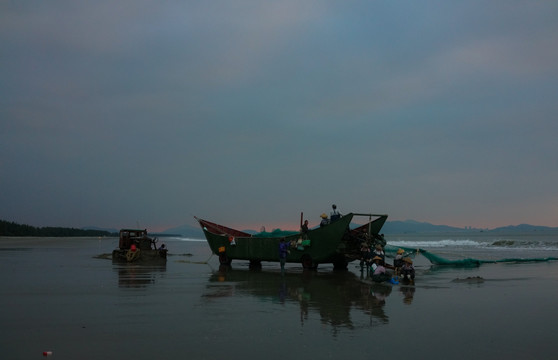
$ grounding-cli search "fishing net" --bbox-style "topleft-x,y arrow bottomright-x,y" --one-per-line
253,229 -> 300,237
419,250 -> 482,267
385,244 -> 558,267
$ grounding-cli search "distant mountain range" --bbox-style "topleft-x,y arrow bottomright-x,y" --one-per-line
382,220 -> 558,234
487,223 -> 558,232
151,220 -> 558,238
3,219 -> 556,238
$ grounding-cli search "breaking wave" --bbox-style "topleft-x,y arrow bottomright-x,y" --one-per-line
388,239 -> 478,248
388,238 -> 558,251
164,237 -> 206,242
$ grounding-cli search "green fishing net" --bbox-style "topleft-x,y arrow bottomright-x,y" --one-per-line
253,229 -> 300,237
384,244 -> 558,267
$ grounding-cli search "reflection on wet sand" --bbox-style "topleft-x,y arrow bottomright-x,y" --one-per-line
399,282 -> 416,305
202,266 -> 417,330
114,264 -> 167,288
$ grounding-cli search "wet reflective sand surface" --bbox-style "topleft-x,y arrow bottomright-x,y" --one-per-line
1,236 -> 557,360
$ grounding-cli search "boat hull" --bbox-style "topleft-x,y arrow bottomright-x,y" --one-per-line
112,249 -> 167,264
198,213 -> 354,268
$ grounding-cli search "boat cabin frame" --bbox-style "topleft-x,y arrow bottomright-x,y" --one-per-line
118,229 -> 149,250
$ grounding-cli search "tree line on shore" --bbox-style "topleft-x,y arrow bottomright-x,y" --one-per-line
0,220 -> 116,237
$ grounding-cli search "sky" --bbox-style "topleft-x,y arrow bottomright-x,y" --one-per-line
1,1 -> 558,232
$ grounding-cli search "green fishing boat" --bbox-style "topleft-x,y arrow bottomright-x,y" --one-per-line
195,213 -> 354,269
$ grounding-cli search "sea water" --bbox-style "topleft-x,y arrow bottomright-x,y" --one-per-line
1,233 -> 558,360
388,231 -> 558,263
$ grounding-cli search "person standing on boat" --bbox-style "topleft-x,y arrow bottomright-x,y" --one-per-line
330,204 -> 341,221
320,213 -> 329,227
279,238 -> 289,272
300,220 -> 309,239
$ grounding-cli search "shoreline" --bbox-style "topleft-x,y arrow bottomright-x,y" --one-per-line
0,236 -> 117,247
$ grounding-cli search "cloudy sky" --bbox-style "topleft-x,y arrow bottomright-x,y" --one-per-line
2,1 -> 557,231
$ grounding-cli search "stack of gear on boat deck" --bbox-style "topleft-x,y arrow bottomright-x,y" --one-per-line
373,233 -> 386,248
291,237 -> 311,251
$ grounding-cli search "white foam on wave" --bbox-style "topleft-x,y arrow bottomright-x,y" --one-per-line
388,239 -> 558,252
164,237 -> 206,242
389,239 -> 480,248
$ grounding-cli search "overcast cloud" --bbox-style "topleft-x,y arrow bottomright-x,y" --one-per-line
2,1 -> 557,231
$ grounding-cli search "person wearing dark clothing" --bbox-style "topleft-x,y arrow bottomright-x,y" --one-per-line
279,238 -> 290,272
319,213 -> 329,227
393,248 -> 405,268
300,220 -> 309,239
392,248 -> 405,278
401,257 -> 415,281
360,243 -> 372,269
330,204 -> 341,221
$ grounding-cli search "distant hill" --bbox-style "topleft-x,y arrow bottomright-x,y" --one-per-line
382,220 -> 558,234
0,220 -> 116,237
4,218 -> 556,238
490,224 -> 558,232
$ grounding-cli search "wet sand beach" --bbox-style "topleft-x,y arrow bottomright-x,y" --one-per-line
1,235 -> 558,360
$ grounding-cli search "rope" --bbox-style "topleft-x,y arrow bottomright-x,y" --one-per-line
126,249 -> 141,262
176,253 -> 214,265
